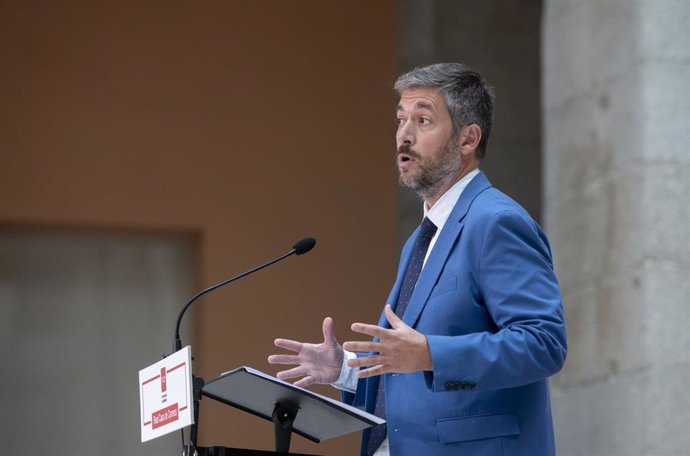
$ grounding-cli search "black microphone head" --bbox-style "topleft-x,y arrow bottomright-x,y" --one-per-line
293,237 -> 316,255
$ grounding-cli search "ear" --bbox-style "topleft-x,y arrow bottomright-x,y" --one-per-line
459,124 -> 482,158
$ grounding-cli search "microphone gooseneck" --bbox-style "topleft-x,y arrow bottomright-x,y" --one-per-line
172,237 -> 316,352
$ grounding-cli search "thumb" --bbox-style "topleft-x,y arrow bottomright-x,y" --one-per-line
322,317 -> 339,346
385,304 -> 405,329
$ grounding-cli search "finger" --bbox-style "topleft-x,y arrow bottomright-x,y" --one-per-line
347,354 -> 383,368
342,341 -> 380,353
293,376 -> 315,388
267,354 -> 300,365
276,366 -> 307,380
357,365 -> 386,378
350,322 -> 388,338
273,338 -> 304,352
384,304 -> 405,329
322,317 -> 338,346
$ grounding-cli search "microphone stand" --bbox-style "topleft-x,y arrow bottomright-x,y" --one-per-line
172,238 -> 316,455
173,249 -> 299,353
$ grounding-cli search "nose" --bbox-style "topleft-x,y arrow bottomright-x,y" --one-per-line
396,120 -> 415,147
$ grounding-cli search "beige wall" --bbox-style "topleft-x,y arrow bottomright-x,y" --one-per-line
0,1 -> 397,453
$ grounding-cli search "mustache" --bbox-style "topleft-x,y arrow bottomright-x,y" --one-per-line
397,144 -> 421,159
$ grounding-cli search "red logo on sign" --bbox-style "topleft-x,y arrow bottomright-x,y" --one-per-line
151,403 -> 179,429
160,367 -> 167,393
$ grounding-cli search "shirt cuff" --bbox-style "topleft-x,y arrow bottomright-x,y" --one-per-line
330,350 -> 359,393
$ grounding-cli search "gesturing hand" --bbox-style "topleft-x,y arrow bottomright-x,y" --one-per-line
268,317 -> 344,387
342,305 -> 432,378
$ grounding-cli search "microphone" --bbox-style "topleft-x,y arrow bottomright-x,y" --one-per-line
172,237 -> 316,352
293,237 -> 316,255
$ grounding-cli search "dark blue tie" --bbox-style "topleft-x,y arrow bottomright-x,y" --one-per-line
366,217 -> 437,456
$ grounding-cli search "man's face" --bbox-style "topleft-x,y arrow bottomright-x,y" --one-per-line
395,87 -> 460,198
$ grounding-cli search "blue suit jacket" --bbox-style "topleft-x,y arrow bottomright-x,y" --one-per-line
343,172 -> 567,456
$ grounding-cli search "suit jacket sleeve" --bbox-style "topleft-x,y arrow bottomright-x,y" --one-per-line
425,209 -> 567,392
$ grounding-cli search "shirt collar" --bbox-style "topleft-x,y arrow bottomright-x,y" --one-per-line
423,169 -> 480,232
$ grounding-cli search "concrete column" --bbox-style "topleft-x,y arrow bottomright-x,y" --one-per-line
543,1 -> 690,454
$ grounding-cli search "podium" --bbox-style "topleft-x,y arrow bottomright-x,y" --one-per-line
153,238 -> 382,454
186,366 -> 383,455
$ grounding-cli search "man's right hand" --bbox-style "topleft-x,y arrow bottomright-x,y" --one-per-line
267,317 -> 344,387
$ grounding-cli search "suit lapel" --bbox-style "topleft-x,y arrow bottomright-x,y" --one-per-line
402,171 -> 493,328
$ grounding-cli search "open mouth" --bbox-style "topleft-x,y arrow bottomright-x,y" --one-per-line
398,153 -> 414,163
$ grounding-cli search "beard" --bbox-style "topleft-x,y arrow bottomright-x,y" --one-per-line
397,136 -> 461,200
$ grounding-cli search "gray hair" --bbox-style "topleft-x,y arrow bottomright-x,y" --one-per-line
394,63 -> 495,159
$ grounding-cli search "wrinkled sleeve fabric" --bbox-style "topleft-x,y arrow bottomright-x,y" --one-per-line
331,350 -> 358,393
425,209 -> 567,392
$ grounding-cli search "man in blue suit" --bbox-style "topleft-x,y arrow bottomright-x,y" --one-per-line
269,63 -> 567,456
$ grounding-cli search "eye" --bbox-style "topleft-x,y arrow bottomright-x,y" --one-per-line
395,117 -> 405,126
419,117 -> 431,125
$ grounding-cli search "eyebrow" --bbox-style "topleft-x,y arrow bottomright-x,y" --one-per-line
397,101 -> 437,112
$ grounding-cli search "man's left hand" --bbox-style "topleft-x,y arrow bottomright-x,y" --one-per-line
342,305 -> 432,378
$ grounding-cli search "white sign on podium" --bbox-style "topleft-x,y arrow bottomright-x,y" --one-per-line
138,346 -> 194,442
